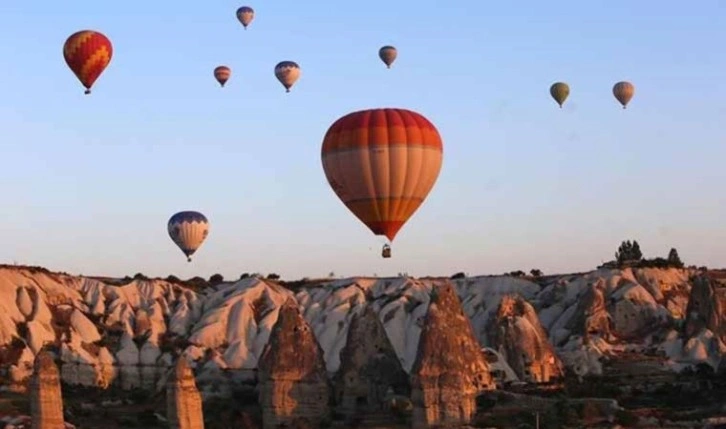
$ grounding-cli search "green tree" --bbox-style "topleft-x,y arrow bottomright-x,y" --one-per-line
667,248 -> 684,268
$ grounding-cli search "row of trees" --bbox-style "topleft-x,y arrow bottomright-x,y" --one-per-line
613,239 -> 684,268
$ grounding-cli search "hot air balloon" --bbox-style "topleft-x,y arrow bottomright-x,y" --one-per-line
549,82 -> 570,108
214,66 -> 231,87
321,108 -> 444,258
236,6 -> 255,30
63,30 -> 113,95
379,45 -> 397,69
613,81 -> 635,109
274,61 -> 300,93
167,211 -> 209,262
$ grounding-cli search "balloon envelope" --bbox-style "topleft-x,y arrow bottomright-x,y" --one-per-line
168,211 -> 209,262
613,81 -> 635,108
214,66 -> 231,87
63,30 -> 113,94
236,6 -> 255,29
379,45 -> 397,68
321,108 -> 443,242
274,61 -> 300,92
549,82 -> 570,108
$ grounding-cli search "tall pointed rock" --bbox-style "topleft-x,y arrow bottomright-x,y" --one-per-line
334,305 -> 409,417
167,358 -> 205,429
258,298 -> 329,429
410,282 -> 494,429
30,351 -> 65,429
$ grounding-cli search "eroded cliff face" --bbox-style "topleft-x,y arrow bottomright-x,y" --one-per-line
257,298 -> 329,429
0,265 -> 705,396
166,358 -> 205,429
30,351 -> 65,429
564,281 -> 613,342
410,282 -> 494,429
685,275 -> 726,341
333,305 -> 409,417
488,294 -> 564,383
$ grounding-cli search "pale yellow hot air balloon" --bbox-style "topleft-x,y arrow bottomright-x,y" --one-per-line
549,82 -> 570,108
613,81 -> 635,109
321,108 -> 443,258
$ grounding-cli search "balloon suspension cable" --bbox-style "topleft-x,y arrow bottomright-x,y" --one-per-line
84,89 -> 91,95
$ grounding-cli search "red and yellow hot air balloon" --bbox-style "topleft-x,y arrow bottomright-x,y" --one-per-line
321,108 -> 444,258
63,30 -> 113,95
214,66 -> 231,87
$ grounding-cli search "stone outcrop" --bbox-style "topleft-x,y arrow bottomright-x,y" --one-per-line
166,358 -> 205,429
488,294 -> 564,383
410,282 -> 494,429
30,351 -> 65,429
684,275 -> 726,341
333,306 -> 409,417
564,280 -> 612,343
258,298 -> 329,429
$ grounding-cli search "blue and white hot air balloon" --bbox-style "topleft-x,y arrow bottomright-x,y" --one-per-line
167,211 -> 209,262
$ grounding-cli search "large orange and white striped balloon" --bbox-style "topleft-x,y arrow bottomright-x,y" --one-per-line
167,211 -> 209,262
321,108 -> 443,243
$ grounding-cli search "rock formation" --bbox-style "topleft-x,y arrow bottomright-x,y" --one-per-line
258,298 -> 329,429
333,305 -> 409,417
564,280 -> 612,343
488,294 -> 564,383
166,358 -> 205,429
684,275 -> 726,341
410,282 -> 494,429
30,351 -> 65,429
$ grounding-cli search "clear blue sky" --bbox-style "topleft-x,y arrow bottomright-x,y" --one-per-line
1,0 -> 725,280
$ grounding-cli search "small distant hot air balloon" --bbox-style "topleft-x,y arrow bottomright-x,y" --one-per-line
379,45 -> 397,69
214,66 -> 231,87
167,211 -> 209,262
274,61 -> 300,93
321,108 -> 444,258
236,6 -> 255,30
613,81 -> 635,109
549,82 -> 570,108
63,30 -> 113,95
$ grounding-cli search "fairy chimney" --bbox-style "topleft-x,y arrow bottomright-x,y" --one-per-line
30,351 -> 65,429
166,358 -> 205,429
258,298 -> 330,429
410,282 -> 494,429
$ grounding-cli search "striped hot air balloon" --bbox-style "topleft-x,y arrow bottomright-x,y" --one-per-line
378,45 -> 397,69
274,61 -> 300,92
321,108 -> 443,257
214,66 -> 231,87
167,211 -> 209,262
63,30 -> 113,94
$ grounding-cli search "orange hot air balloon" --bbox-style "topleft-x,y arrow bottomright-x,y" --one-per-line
63,30 -> 113,95
214,66 -> 231,87
613,81 -> 635,109
321,108 -> 444,250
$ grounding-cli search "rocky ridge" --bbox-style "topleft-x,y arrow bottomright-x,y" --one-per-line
0,265 -> 721,401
